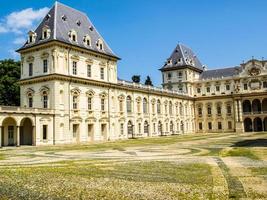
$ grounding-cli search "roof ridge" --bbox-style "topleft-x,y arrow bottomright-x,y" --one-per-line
206,66 -> 240,71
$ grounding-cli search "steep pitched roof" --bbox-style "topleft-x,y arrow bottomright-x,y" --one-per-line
160,44 -> 203,72
17,2 -> 119,59
200,66 -> 241,79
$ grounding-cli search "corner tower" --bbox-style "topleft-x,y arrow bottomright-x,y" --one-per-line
160,44 -> 203,96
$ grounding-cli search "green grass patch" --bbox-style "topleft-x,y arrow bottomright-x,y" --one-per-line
220,147 -> 259,160
0,154 -> 5,160
0,161 -> 214,200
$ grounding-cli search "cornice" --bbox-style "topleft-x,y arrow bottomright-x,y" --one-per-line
19,74 -> 194,100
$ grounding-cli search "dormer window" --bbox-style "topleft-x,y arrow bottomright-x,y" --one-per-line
77,20 -> 81,26
62,15 -> 67,21
42,26 -> 51,40
28,31 -> 37,44
96,39 -> 104,50
72,35 -> 76,41
69,30 -> 77,42
89,26 -> 94,31
83,35 -> 91,47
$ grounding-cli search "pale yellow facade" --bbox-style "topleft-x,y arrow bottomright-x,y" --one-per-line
0,2 -> 266,147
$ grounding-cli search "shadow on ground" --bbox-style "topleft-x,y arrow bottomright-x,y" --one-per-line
232,139 -> 267,147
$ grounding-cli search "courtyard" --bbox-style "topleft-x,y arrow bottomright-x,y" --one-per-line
0,132 -> 266,200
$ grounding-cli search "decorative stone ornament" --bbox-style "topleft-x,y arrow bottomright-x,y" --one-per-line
249,67 -> 261,76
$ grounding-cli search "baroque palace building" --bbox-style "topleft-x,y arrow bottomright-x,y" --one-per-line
0,2 -> 266,147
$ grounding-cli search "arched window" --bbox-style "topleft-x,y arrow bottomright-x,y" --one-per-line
198,106 -> 202,116
119,99 -> 123,112
207,105 -> 212,115
83,35 -> 91,47
69,30 -> 77,42
143,98 -> 148,114
42,91 -> 48,108
144,121 -> 149,135
217,104 -> 222,115
157,100 -> 161,114
42,26 -> 51,40
28,31 -> 37,44
126,96 -> 132,113
96,39 -> 104,50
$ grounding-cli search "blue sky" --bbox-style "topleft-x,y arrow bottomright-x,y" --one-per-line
0,0 -> 266,86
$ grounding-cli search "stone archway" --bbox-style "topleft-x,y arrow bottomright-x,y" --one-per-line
244,118 -> 252,132
252,99 -> 261,113
253,117 -> 263,132
2,117 -> 17,146
20,118 -> 33,145
242,100 -> 251,113
264,117 -> 267,131
262,99 -> 267,113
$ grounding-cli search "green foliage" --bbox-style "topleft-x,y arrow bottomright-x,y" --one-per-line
0,59 -> 20,106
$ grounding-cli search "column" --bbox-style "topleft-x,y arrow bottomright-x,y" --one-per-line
238,100 -> 243,121
32,126 -> 36,146
0,126 -> 2,148
16,126 -> 20,147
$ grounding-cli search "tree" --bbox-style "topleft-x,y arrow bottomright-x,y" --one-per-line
132,75 -> 140,83
145,76 -> 153,86
0,59 -> 20,106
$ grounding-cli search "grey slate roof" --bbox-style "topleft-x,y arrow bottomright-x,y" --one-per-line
200,66 -> 241,79
160,44 -> 203,71
18,2 -> 118,59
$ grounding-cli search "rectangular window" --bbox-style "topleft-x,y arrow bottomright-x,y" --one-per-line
178,72 -> 182,78
29,63 -> 33,76
227,105 -> 231,114
207,107 -> 212,115
263,81 -> 267,88
226,84 -> 230,90
87,65 -> 91,77
167,73 -> 172,80
199,122 -> 202,130
217,106 -> 221,115
197,88 -> 201,93
88,97 -> 92,110
216,85 -> 220,92
73,124 -> 78,138
43,59 -> 48,73
244,83 -> 248,90
101,98 -> 105,111
100,67 -> 104,80
43,125 -> 47,140
43,95 -> 48,108
228,121 -> 232,129
29,97 -> 33,108
208,122 -> 212,130
218,122 -> 222,130
120,123 -> 124,135
72,61 -> 77,75
206,87 -> 210,93
73,96 -> 78,109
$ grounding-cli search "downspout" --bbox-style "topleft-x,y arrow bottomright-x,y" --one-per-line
68,48 -> 71,141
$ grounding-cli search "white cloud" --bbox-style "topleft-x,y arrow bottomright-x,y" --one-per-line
0,25 -> 8,33
13,37 -> 26,45
8,49 -> 19,59
0,7 -> 49,34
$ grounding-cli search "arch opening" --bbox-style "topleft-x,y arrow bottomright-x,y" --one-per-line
20,118 -> 33,145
